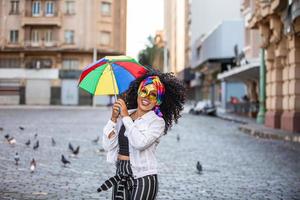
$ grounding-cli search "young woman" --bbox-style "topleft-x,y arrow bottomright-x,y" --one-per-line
98,71 -> 185,199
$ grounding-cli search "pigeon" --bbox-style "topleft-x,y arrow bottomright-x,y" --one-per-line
68,142 -> 74,152
98,148 -> 105,153
14,152 -> 20,165
4,134 -> 10,140
34,133 -> 38,139
4,134 -> 16,144
92,136 -> 99,144
196,161 -> 202,173
8,137 -> 16,144
61,154 -> 71,166
30,158 -> 36,173
0,127 -> 3,131
51,138 -> 56,146
72,146 -> 80,156
33,140 -> 39,150
25,139 -> 31,146
176,134 -> 180,142
19,126 -> 24,131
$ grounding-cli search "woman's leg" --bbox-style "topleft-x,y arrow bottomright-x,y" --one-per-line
111,160 -> 132,199
131,175 -> 158,200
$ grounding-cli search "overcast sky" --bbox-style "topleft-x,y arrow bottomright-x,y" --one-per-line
126,0 -> 164,59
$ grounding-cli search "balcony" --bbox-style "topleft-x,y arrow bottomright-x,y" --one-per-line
0,68 -> 59,80
24,41 -> 60,48
21,11 -> 62,27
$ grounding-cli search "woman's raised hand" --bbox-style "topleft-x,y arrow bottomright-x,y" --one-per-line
111,102 -> 120,122
114,99 -> 129,118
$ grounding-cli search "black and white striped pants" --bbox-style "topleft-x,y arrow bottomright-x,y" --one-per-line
98,160 -> 158,200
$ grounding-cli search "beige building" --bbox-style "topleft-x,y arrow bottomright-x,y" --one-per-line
164,0 -> 190,74
249,0 -> 300,132
0,0 -> 126,105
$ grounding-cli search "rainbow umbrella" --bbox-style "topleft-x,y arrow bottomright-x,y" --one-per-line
78,55 -> 148,99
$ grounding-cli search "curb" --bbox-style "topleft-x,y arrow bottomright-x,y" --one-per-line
238,125 -> 300,143
0,105 -> 110,110
217,115 -> 248,125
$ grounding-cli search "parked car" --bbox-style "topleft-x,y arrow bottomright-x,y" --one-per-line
189,100 -> 216,116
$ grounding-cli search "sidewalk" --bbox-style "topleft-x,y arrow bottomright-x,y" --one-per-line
217,112 -> 300,143
0,105 -> 109,110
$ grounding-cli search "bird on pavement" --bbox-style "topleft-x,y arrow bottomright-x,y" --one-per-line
61,155 -> 71,167
196,161 -> 203,173
51,138 -> 56,146
0,127 -> 3,131
68,142 -> 74,152
72,146 -> 80,156
19,126 -> 25,131
14,152 -> 20,165
25,139 -> 31,146
30,158 -> 36,173
4,134 -> 16,144
176,134 -> 180,142
98,148 -> 105,153
33,140 -> 39,150
4,134 -> 10,140
34,133 -> 38,139
92,136 -> 99,144
8,137 -> 16,145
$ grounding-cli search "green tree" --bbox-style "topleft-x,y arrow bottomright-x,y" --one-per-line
138,35 -> 163,69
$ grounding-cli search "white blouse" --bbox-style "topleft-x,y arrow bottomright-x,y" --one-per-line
102,109 -> 165,178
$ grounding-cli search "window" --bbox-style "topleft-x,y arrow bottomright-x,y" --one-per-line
45,1 -> 54,16
32,1 -> 41,16
65,1 -> 75,14
62,59 -> 79,70
25,59 -> 52,69
45,30 -> 53,42
31,30 -> 40,42
10,0 -> 19,15
101,2 -> 111,16
0,58 -> 20,68
100,31 -> 111,45
65,30 -> 74,44
10,30 -> 18,43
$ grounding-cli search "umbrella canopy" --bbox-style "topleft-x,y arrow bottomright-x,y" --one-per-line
78,55 -> 148,96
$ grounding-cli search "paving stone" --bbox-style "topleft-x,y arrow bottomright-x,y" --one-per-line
0,107 -> 299,199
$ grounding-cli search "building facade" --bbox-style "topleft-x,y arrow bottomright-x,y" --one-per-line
0,0 -> 127,105
249,0 -> 300,132
190,0 -> 244,103
191,20 -> 246,106
164,0 -> 190,74
217,0 -> 261,117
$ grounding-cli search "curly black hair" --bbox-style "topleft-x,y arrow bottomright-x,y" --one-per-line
124,70 -> 186,134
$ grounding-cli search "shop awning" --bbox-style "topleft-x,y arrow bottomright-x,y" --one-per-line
217,61 -> 259,82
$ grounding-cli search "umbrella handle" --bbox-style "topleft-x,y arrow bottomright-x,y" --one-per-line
113,94 -> 121,114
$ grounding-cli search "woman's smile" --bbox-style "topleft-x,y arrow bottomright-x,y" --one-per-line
141,99 -> 151,106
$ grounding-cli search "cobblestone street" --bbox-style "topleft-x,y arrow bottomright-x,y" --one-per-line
0,107 -> 300,200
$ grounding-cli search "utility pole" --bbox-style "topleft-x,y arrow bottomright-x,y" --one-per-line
257,48 -> 266,124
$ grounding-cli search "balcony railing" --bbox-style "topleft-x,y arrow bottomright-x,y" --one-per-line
21,11 -> 62,26
24,41 -> 60,48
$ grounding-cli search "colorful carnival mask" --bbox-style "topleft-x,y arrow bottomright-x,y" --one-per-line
138,76 -> 165,117
138,84 -> 158,102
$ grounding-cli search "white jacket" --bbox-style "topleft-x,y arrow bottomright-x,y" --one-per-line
102,109 -> 165,178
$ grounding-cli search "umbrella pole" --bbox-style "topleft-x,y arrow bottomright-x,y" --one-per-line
109,64 -> 120,113
109,63 -> 118,102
